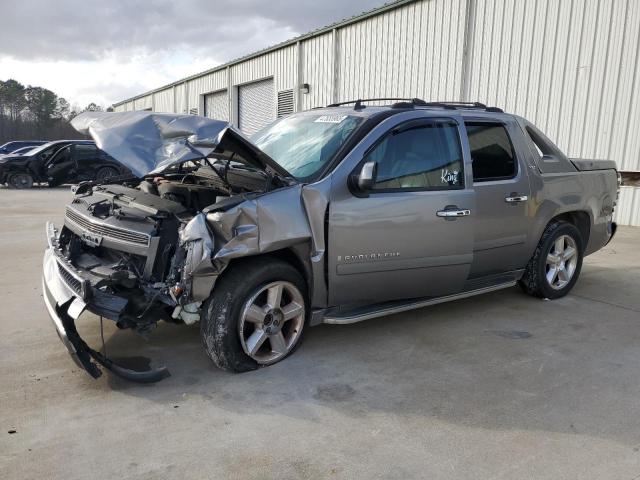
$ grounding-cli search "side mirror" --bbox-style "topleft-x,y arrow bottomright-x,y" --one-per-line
357,161 -> 377,191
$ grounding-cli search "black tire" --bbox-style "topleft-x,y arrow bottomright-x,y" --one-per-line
200,257 -> 307,373
95,166 -> 118,183
8,173 -> 34,189
519,221 -> 584,299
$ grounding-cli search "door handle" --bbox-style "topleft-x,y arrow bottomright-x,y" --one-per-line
505,195 -> 528,203
436,208 -> 471,218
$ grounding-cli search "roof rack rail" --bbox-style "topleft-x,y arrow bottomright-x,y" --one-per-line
326,98 -> 504,113
327,98 -> 428,110
423,101 -> 504,113
425,101 -> 487,108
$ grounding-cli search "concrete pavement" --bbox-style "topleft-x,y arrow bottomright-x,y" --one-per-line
1,187 -> 639,479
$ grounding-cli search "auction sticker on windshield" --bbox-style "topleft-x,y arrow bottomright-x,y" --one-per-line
314,115 -> 348,123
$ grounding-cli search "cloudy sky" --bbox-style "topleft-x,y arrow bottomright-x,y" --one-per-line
0,0 -> 384,109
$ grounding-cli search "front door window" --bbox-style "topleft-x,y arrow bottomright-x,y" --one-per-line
364,121 -> 464,191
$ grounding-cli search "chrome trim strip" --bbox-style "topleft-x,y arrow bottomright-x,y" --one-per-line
336,253 -> 472,275
56,259 -> 87,299
64,207 -> 151,247
46,222 -> 89,300
322,282 -> 516,324
143,236 -> 161,278
42,277 -> 76,353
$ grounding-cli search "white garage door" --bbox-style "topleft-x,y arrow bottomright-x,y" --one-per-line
204,90 -> 229,121
238,79 -> 275,136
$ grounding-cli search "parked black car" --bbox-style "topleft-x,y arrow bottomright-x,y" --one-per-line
0,140 -> 47,154
0,140 -> 129,188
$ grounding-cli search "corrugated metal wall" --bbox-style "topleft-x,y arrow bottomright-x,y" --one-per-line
301,32 -> 334,109
111,0 -> 640,225
174,83 -> 186,115
338,0 -> 466,103
231,45 -> 298,92
113,101 -> 133,112
133,95 -> 152,111
465,0 -> 640,173
154,88 -> 174,112
187,69 -> 227,113
615,187 -> 640,226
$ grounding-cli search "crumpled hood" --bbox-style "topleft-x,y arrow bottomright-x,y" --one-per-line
71,111 -> 293,179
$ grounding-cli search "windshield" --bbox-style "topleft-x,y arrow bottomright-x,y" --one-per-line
12,146 -> 34,155
251,113 -> 363,180
26,142 -> 58,156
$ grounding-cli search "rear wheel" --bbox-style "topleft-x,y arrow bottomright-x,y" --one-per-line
519,221 -> 584,299
8,173 -> 34,189
200,257 -> 307,372
95,166 -> 118,183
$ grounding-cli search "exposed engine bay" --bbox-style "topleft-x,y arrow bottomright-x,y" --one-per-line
55,162 -> 283,335
44,111 -> 330,382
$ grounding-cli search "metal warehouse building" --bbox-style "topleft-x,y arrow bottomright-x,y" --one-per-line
114,0 -> 640,226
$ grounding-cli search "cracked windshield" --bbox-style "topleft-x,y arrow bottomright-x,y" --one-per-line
252,113 -> 363,180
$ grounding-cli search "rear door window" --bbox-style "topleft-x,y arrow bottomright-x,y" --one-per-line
74,144 -> 98,161
465,122 -> 517,182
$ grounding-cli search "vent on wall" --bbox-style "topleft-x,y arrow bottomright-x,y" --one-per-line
189,108 -> 198,115
277,90 -> 294,118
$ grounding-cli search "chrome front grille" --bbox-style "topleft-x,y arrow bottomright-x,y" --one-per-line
65,208 -> 150,246
57,261 -> 83,296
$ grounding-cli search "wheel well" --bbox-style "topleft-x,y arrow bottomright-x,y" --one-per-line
550,211 -> 591,246
219,247 -> 312,297
263,248 -> 312,294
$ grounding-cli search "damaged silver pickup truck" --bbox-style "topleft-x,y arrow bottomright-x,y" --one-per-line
42,100 -> 619,382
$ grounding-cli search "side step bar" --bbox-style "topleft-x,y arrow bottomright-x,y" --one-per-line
321,282 -> 516,325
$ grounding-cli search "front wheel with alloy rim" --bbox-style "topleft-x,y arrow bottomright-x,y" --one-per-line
8,173 -> 34,189
200,257 -> 307,372
519,221 -> 584,299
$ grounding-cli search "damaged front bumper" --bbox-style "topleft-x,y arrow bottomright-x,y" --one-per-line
42,222 -> 170,382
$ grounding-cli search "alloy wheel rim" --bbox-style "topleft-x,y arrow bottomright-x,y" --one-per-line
238,281 -> 305,364
545,234 -> 578,290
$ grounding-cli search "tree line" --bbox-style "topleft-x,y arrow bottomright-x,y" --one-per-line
0,79 -> 108,144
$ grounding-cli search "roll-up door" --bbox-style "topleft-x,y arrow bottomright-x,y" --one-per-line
238,79 -> 275,136
204,90 -> 229,121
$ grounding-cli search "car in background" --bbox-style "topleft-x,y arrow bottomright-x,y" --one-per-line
0,140 -> 46,155
0,139 -> 129,188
